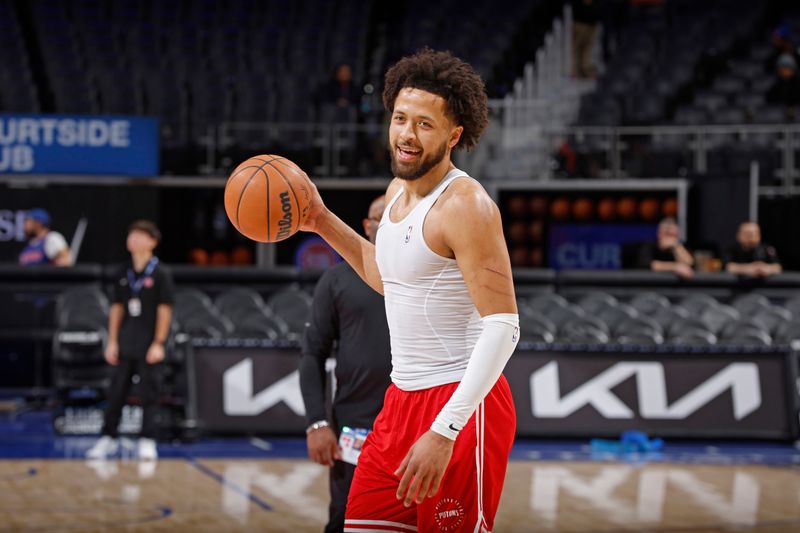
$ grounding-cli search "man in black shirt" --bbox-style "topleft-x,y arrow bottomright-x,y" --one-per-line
724,221 -> 782,278
300,196 -> 392,533
636,217 -> 695,279
86,220 -> 174,461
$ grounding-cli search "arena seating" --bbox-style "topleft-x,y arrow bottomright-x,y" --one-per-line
47,280 -> 800,355
518,290 -> 800,347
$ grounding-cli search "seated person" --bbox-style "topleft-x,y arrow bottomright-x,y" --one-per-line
635,217 -> 694,279
724,222 -> 782,278
18,208 -> 71,266
766,53 -> 800,115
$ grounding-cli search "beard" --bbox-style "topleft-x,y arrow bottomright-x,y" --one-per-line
390,139 -> 448,181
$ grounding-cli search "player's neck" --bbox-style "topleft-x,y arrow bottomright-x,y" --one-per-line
402,160 -> 455,198
131,251 -> 153,271
34,228 -> 48,240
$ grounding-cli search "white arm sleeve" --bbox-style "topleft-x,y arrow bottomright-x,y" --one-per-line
430,313 -> 520,440
44,232 -> 68,260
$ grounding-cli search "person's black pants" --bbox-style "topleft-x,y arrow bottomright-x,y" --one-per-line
101,358 -> 159,439
326,460 -> 356,533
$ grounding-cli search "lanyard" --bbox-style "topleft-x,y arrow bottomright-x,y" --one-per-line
127,257 -> 159,296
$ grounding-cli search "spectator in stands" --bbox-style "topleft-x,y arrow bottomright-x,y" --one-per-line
86,220 -> 174,461
766,53 -> 800,116
317,63 -> 360,114
571,0 -> 600,79
636,217 -> 695,279
724,221 -> 782,278
300,195 -> 392,533
18,208 -> 72,266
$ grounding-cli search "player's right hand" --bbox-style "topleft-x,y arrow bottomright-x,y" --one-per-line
307,426 -> 340,467
297,172 -> 329,234
104,341 -> 119,366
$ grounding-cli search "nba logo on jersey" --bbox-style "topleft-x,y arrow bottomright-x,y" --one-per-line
404,225 -> 413,244
512,326 -> 519,343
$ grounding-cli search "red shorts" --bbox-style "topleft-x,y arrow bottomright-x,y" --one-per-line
344,376 -> 516,532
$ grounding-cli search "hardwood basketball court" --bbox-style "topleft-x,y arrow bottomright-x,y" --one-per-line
2,450 -> 799,532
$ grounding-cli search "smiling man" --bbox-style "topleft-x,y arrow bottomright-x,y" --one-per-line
299,49 -> 519,532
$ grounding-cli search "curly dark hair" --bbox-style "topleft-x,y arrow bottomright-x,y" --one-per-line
382,48 -> 489,151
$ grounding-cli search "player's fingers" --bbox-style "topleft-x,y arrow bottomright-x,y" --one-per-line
416,475 -> 433,504
394,452 -> 411,478
404,473 -> 423,507
427,471 -> 444,498
395,465 -> 413,500
329,441 -> 340,462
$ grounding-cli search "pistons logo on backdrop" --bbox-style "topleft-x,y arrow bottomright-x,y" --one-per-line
143,277 -> 154,289
404,225 -> 413,244
434,498 -> 465,531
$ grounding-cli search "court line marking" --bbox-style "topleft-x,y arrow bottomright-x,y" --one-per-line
1,467 -> 36,480
185,458 -> 273,511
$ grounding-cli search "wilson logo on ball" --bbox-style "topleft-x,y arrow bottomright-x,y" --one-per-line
276,191 -> 293,239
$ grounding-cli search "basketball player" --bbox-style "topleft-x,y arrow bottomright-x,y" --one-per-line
300,195 -> 392,533
299,49 -> 519,532
86,220 -> 174,461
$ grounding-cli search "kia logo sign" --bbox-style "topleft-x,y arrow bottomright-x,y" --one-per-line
531,361 -> 761,420
223,358 -> 306,416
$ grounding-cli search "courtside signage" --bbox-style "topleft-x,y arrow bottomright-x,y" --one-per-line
0,114 -> 159,175
191,346 -> 799,439
506,350 -> 799,439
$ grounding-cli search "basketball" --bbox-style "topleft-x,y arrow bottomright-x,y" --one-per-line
550,197 -> 571,220
224,155 -> 312,242
572,197 -> 594,221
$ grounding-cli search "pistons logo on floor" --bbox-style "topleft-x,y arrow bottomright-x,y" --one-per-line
434,497 -> 465,531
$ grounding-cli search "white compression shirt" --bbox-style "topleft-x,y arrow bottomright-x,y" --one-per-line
375,168 -> 483,391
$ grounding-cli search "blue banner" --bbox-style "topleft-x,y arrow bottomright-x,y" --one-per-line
0,114 -> 159,176
549,224 -> 657,270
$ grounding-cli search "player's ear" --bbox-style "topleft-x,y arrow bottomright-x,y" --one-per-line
449,126 -> 463,149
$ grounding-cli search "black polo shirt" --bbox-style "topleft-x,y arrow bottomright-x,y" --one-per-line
300,262 -> 392,431
112,258 -> 175,359
635,242 -> 681,269
724,243 -> 780,266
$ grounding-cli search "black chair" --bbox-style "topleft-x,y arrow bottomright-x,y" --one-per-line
700,304 -> 740,335
544,304 -> 586,328
598,304 -> 639,331
615,316 -> 663,337
718,330 -> 772,347
731,293 -> 771,315
774,321 -> 800,344
668,330 -> 718,346
667,317 -> 714,339
267,287 -> 313,340
175,288 -> 214,311
528,293 -> 568,314
628,292 -> 670,316
718,319 -> 768,340
679,294 -> 719,315
615,331 -> 664,345
576,292 -> 618,315
753,307 -> 793,334
652,305 -> 690,330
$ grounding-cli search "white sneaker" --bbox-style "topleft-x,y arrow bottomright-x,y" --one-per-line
86,436 -> 118,459
138,438 -> 158,461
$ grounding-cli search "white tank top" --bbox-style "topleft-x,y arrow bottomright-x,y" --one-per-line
376,168 -> 483,391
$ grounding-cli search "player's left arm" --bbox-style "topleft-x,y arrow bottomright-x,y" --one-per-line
394,181 -> 520,506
